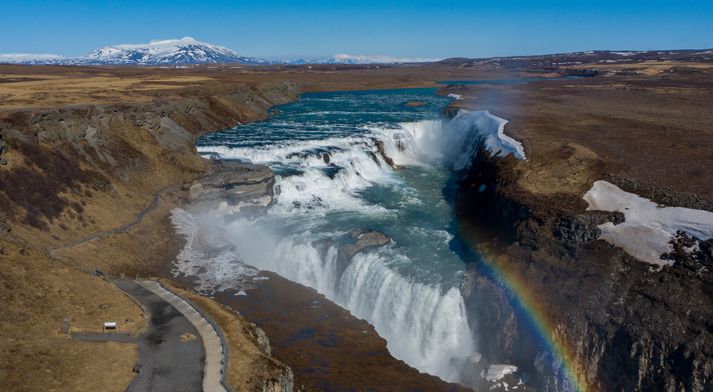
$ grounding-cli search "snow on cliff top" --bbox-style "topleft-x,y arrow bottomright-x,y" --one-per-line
584,180 -> 713,267
453,110 -> 526,161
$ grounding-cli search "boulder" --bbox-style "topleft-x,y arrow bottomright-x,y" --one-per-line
340,229 -> 392,259
313,229 -> 392,278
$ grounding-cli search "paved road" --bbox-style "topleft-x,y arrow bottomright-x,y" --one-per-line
136,280 -> 227,392
114,280 -> 205,392
72,332 -> 135,343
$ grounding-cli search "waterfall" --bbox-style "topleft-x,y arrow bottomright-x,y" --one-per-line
177,103 -> 521,386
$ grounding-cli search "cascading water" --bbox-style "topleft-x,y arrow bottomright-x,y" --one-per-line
171,89 -> 524,386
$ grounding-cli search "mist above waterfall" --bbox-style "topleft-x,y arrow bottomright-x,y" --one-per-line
171,89 -> 522,386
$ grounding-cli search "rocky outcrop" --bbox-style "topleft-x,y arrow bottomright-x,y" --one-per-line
0,129 -> 6,165
261,367 -> 294,392
456,143 -> 713,391
662,231 -> 713,273
0,81 -> 301,391
313,229 -> 391,277
0,82 -> 300,233
372,138 -> 397,169
240,320 -> 295,392
335,229 -> 391,275
188,160 -> 275,216
340,229 -> 391,259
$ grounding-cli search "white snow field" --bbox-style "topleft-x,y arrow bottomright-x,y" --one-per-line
583,180 -> 713,266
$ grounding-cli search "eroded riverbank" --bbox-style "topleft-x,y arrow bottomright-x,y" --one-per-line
444,71 -> 713,391
4,58 -> 713,392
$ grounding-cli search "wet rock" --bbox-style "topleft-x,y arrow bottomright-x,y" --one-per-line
314,229 -> 392,278
372,138 -> 397,169
405,101 -> 427,107
460,271 -> 520,366
366,151 -> 381,166
443,105 -> 462,119
323,153 -> 331,164
189,160 -> 275,216
341,229 -> 391,259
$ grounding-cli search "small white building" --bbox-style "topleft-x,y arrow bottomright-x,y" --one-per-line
103,321 -> 117,332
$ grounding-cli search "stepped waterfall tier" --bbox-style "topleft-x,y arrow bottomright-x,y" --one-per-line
171,89 -> 527,387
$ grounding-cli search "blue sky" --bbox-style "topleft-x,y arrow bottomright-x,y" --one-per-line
2,1 -> 712,58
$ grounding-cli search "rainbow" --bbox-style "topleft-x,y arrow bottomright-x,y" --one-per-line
475,250 -> 592,392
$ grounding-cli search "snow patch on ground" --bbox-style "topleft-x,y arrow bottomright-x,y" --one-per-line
483,364 -> 518,382
612,51 -> 638,56
583,181 -> 713,266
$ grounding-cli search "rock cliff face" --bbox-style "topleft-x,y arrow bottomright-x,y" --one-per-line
0,81 -> 301,392
189,160 -> 275,217
0,82 -> 299,237
455,143 -> 713,391
0,129 -> 6,165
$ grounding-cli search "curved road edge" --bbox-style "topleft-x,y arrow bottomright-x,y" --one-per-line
135,280 -> 233,392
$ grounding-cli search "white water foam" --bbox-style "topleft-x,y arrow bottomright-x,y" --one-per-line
171,207 -> 261,293
367,110 -> 525,172
175,109 -> 522,385
174,212 -> 476,383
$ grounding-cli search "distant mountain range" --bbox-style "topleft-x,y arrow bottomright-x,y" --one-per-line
0,37 -> 268,66
283,54 -> 441,65
3,38 -> 711,67
0,37 -> 438,66
84,37 -> 270,65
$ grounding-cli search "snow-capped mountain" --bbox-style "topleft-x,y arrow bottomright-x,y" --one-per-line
326,54 -> 440,64
84,37 -> 268,65
0,38 -> 440,66
275,54 -> 440,64
0,53 -> 67,65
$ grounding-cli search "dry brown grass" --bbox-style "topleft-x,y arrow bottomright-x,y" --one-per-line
0,73 -> 212,109
515,142 -> 601,197
54,184 -> 188,276
0,63 -> 498,110
0,241 -> 144,392
452,69 -> 713,209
